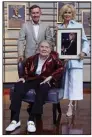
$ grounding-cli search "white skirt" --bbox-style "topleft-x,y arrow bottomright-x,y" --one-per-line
63,68 -> 83,100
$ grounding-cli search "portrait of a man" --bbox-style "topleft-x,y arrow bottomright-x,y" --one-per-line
7,3 -> 26,29
57,29 -> 81,59
61,33 -> 77,55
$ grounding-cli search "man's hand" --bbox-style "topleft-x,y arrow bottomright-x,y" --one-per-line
40,76 -> 52,86
79,52 -> 85,60
61,46 -> 64,52
18,56 -> 24,62
17,78 -> 25,83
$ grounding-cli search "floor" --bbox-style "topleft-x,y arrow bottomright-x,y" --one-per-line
3,89 -> 91,135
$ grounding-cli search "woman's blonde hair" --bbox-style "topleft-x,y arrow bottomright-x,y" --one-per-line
59,4 -> 76,23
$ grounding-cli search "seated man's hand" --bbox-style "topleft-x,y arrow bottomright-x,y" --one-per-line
17,78 -> 25,83
40,76 -> 52,86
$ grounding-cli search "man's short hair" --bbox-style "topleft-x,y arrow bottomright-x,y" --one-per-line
29,5 -> 41,13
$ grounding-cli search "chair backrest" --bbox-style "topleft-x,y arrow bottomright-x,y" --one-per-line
18,61 -> 25,78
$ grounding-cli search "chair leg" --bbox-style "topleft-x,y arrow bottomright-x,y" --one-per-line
53,103 -> 57,124
57,102 -> 61,114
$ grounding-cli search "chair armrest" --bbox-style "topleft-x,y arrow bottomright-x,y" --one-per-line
18,61 -> 25,78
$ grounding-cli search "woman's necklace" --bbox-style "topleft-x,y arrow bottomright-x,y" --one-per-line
64,24 -> 68,28
64,23 -> 68,28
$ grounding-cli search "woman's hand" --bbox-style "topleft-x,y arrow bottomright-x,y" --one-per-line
79,52 -> 85,60
17,78 -> 25,83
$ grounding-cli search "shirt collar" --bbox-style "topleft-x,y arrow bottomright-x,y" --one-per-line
69,20 -> 75,24
60,20 -> 75,26
31,20 -> 41,25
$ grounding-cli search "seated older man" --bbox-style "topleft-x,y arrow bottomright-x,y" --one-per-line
5,40 -> 64,133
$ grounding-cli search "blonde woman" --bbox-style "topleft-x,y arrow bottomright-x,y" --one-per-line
58,4 -> 89,116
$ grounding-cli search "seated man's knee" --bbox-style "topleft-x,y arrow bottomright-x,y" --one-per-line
40,83 -> 50,91
14,81 -> 24,94
15,81 -> 24,87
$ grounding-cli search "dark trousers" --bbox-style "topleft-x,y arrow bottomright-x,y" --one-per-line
10,79 -> 51,122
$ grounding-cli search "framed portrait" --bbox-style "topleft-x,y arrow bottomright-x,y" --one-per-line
57,1 -> 76,23
57,28 -> 82,59
7,3 -> 26,29
82,10 -> 91,36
